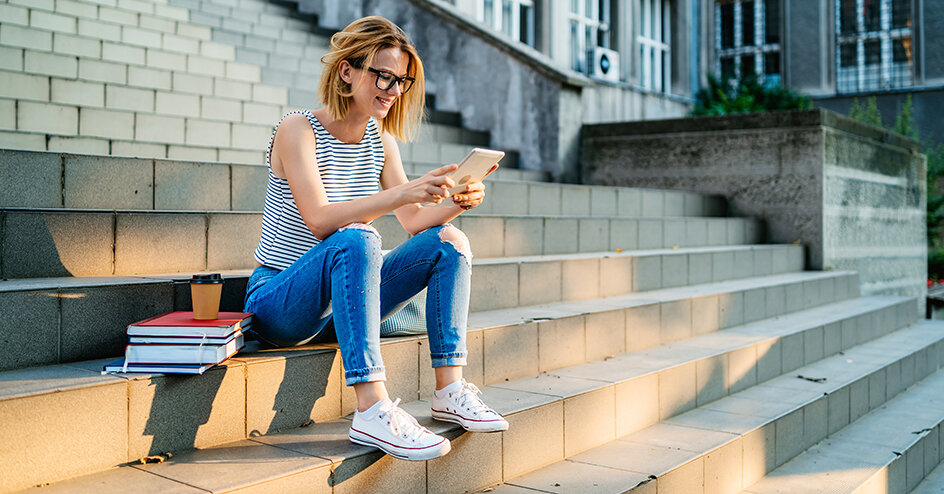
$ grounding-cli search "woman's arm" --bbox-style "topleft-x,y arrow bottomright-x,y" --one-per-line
379,132 -> 490,235
274,114 -> 456,240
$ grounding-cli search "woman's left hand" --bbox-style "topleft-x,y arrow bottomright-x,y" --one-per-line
452,181 -> 486,210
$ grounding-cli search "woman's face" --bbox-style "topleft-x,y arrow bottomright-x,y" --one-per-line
343,46 -> 410,120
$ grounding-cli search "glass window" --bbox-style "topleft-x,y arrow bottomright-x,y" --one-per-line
638,0 -> 670,92
721,3 -> 735,49
475,0 -> 536,47
836,0 -> 914,93
742,1 -> 755,47
715,0 -> 779,83
764,0 -> 779,44
569,0 -> 612,74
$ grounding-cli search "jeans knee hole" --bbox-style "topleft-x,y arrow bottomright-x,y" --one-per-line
439,225 -> 471,260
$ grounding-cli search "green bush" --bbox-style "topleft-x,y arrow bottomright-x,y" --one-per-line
691,74 -> 812,116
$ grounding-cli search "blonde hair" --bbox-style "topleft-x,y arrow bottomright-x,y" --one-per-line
319,16 -> 426,141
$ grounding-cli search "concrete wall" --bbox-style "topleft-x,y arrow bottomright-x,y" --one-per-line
784,0 -> 832,95
581,110 -> 928,312
923,0 -> 944,84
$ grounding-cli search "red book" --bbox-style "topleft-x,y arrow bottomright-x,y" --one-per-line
126,311 -> 253,338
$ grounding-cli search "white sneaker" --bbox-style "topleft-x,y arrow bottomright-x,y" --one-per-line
349,398 -> 451,461
431,379 -> 509,432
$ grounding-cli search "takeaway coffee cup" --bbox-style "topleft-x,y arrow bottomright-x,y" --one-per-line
191,273 -> 223,320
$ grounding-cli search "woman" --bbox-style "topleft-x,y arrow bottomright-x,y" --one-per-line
243,16 -> 507,461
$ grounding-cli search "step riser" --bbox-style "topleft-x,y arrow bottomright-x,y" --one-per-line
745,373 -> 944,494
639,342 -> 944,494
0,245 -> 803,371
502,324 -> 942,494
0,209 -> 761,278
0,149 -> 727,215
0,292 -> 908,492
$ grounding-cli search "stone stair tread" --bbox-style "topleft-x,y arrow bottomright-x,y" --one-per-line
472,244 -> 786,265
489,320 -> 944,494
25,314 -> 936,494
741,354 -> 944,493
0,242 -> 784,291
0,269 -> 251,292
0,269 -> 845,399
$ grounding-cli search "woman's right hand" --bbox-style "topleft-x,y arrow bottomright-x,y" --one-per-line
396,164 -> 458,205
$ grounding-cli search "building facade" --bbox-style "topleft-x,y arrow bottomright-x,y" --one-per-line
703,0 -> 944,141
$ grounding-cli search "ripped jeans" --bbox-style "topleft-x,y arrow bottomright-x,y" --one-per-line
244,224 -> 471,385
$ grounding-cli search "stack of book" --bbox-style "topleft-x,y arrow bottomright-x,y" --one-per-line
103,311 -> 252,375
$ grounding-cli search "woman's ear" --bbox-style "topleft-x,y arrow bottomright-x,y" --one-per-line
339,60 -> 354,85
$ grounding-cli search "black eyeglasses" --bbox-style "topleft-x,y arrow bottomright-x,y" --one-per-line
365,68 -> 415,94
346,58 -> 415,94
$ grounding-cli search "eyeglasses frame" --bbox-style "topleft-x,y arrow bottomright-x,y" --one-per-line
345,58 -> 415,94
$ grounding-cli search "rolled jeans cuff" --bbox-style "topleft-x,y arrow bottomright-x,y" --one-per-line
431,352 -> 467,368
344,366 -> 386,386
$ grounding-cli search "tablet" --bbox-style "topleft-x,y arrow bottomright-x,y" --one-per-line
443,147 -> 504,195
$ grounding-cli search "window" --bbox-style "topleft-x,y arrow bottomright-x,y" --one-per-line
477,0 -> 536,46
715,0 -> 781,84
568,0 -> 611,73
836,0 -> 913,93
638,0 -> 670,92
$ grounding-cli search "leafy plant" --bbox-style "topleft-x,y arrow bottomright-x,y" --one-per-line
691,74 -> 812,116
848,97 -> 883,127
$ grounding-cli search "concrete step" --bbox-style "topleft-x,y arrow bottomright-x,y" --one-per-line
0,149 -> 726,215
741,356 -> 944,494
0,243 -> 803,370
913,452 -> 944,494
0,207 -> 762,278
0,293 -> 924,493
484,319 -> 943,494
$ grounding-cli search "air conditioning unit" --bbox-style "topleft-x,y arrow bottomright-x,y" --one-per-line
590,47 -> 620,81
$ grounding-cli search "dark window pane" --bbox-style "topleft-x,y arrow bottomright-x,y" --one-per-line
721,56 -> 736,79
840,0 -> 856,35
519,5 -> 532,45
865,1 -> 880,31
894,37 -> 912,63
764,51 -> 780,74
892,0 -> 911,28
765,0 -> 780,44
721,3 -> 735,49
865,39 -> 880,65
742,1 -> 755,46
741,53 -> 756,76
840,42 -> 857,67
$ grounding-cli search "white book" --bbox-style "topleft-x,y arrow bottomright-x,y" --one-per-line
103,359 -> 214,375
125,334 -> 244,365
128,330 -> 242,345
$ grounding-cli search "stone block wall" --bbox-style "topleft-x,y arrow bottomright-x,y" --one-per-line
581,109 -> 928,312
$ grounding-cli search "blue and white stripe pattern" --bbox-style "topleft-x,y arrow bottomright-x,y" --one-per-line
253,110 -> 385,270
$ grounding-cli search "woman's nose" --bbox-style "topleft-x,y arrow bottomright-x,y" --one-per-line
386,83 -> 402,98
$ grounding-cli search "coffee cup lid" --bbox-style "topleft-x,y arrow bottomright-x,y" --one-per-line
191,273 -> 223,284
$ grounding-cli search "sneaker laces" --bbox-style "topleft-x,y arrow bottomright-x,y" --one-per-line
454,380 -> 498,417
380,399 -> 430,442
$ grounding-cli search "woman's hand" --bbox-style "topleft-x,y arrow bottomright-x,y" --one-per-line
396,164 -> 458,205
451,164 -> 496,210
452,181 -> 485,210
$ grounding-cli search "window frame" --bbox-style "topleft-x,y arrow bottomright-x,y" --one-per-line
476,0 -> 536,47
835,0 -> 914,94
637,0 -> 671,93
714,0 -> 782,84
568,0 -> 612,74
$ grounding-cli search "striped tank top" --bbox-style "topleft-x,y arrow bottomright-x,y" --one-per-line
253,110 -> 385,270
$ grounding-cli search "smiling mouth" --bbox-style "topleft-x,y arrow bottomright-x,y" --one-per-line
376,96 -> 395,107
